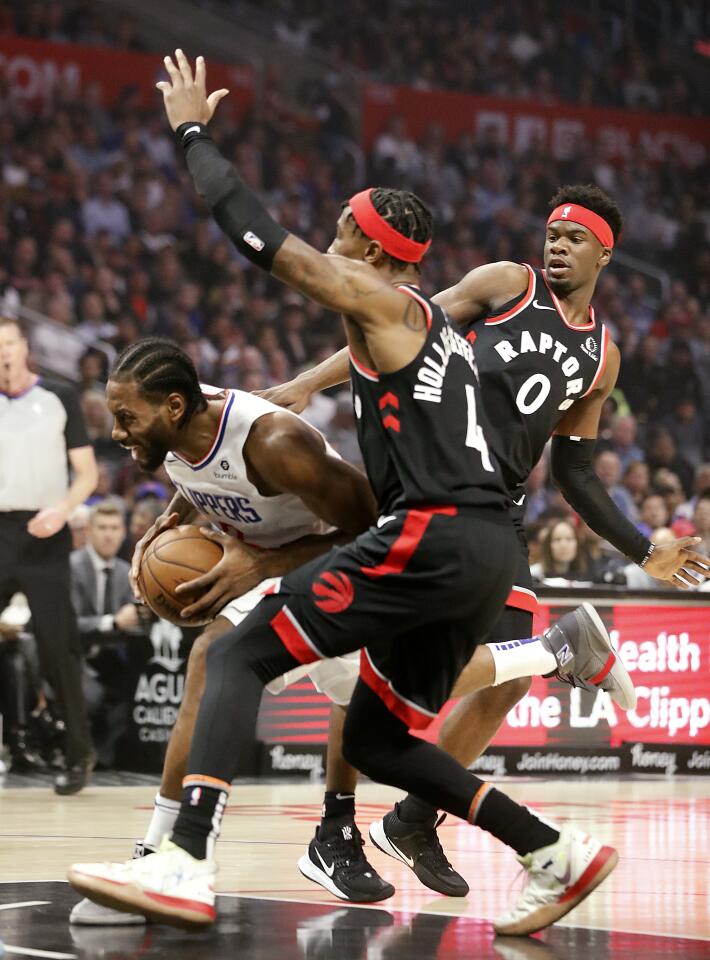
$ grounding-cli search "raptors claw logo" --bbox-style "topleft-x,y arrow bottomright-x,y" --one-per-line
312,571 -> 354,613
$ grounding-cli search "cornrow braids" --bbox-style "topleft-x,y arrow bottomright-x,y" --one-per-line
112,337 -> 207,426
347,187 -> 433,271
548,184 -> 623,244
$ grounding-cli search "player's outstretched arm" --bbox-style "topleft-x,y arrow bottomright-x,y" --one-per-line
175,412 -> 378,619
158,51 -> 406,326
258,347 -> 350,413
433,261 -> 528,326
551,341 -> 709,589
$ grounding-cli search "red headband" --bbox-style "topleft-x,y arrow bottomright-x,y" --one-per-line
348,189 -> 431,263
547,204 -> 614,249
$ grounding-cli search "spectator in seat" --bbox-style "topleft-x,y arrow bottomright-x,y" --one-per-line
692,491 -> 710,558
621,460 -> 650,513
645,428 -> 694,498
529,519 -> 591,586
70,501 -> 147,767
593,450 -> 638,521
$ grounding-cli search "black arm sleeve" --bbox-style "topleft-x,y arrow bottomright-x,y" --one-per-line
550,435 -> 654,566
177,123 -> 288,270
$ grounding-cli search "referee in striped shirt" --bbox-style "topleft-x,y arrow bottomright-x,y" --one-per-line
0,316 -> 98,794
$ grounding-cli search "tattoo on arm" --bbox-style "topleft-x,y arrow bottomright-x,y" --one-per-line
402,297 -> 426,331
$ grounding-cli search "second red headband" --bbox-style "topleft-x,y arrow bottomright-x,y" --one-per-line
547,203 -> 614,249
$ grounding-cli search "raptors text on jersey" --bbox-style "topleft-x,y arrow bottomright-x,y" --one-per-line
469,264 -> 609,497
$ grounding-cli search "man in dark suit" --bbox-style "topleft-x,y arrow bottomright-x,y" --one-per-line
70,500 -> 147,767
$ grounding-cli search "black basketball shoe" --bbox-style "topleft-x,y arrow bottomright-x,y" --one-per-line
298,821 -> 395,903
369,805 -> 469,897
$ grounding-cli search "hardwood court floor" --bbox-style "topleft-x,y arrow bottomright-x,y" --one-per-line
0,776 -> 708,959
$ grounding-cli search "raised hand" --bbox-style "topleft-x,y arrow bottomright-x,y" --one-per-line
156,49 -> 229,131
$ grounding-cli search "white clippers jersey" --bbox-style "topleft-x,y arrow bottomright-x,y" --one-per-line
164,387 -> 334,548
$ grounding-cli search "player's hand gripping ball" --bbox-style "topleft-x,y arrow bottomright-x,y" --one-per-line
139,524 -> 224,626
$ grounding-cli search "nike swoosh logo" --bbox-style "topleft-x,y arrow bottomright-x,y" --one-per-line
314,847 -> 335,877
553,861 -> 572,886
184,125 -> 202,136
513,493 -> 526,506
532,300 -> 556,311
388,838 -> 414,869
335,793 -> 355,801
377,515 -> 397,528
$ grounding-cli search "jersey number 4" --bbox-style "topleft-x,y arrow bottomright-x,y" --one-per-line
464,385 -> 494,472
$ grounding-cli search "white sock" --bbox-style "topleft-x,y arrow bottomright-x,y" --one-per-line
487,636 -> 557,685
143,793 -> 181,849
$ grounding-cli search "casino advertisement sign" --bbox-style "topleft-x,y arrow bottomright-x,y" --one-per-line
258,601 -> 710,775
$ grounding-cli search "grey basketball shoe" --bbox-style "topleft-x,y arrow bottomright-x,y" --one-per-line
541,602 -> 636,710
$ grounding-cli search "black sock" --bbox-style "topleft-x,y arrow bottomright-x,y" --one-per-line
397,794 -> 438,824
171,780 -> 229,860
474,787 -> 559,856
320,790 -> 355,832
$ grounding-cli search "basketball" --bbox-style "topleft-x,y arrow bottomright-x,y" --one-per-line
139,524 -> 224,626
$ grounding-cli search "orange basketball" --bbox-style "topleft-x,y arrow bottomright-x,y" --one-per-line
139,524 -> 224,626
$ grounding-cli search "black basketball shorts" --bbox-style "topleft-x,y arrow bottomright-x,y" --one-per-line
264,505 -> 517,728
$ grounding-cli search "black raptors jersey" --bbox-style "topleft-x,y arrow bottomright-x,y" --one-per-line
468,265 -> 610,498
349,284 -> 508,514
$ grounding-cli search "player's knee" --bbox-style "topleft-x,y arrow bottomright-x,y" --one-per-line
188,619 -> 230,677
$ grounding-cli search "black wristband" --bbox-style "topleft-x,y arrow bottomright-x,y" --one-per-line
175,121 -> 211,151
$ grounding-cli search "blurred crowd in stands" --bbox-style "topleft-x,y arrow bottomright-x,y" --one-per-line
226,0 -> 709,115
0,0 -> 709,592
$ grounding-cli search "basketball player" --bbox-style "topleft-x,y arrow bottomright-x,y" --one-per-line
69,335 -> 400,927
263,183 -> 709,897
69,52 -> 644,936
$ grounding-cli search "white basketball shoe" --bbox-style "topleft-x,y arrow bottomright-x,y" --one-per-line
494,825 -> 618,936
67,837 -> 216,930
70,842 -> 154,925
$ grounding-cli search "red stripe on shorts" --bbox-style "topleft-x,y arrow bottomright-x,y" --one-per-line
361,505 -> 457,579
359,649 -> 436,729
505,586 -> 540,614
270,606 -> 321,665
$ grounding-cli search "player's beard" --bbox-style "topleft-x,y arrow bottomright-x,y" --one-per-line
141,440 -> 170,472
546,275 -> 574,296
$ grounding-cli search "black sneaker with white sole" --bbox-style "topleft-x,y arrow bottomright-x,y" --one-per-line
298,821 -> 395,903
369,806 -> 469,897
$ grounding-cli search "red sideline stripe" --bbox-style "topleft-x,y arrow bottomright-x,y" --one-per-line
558,844 -> 616,904
505,587 -> 540,615
146,889 -> 216,919
589,652 -> 616,686
359,650 -> 434,729
270,607 -> 320,666
362,506 -> 457,579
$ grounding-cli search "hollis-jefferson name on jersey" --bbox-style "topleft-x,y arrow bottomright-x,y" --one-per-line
413,323 -> 479,403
